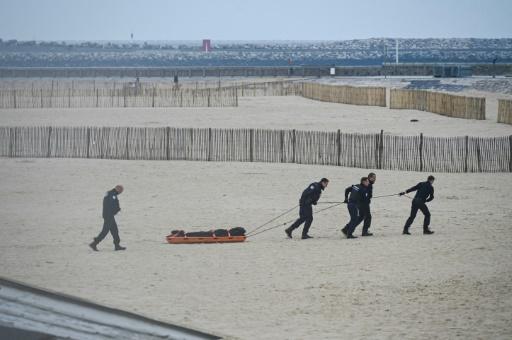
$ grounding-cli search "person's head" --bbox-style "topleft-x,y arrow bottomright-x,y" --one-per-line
320,178 -> 329,189
368,172 -> 376,184
427,175 -> 435,184
114,185 -> 124,194
360,177 -> 369,187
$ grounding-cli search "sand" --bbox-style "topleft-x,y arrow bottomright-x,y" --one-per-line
0,158 -> 511,339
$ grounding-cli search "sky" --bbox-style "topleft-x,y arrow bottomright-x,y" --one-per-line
0,0 -> 511,41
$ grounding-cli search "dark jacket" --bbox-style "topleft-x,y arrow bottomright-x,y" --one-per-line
102,189 -> 121,219
299,182 -> 323,206
367,182 -> 374,203
345,184 -> 370,207
406,181 -> 434,203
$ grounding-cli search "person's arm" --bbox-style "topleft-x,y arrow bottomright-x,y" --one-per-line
344,186 -> 351,203
406,183 -> 420,194
426,187 -> 435,202
108,192 -> 120,216
311,185 -> 322,205
400,183 -> 419,196
302,184 -> 316,205
114,197 -> 120,214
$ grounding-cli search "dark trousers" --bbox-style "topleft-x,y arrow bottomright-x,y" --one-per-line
287,205 -> 313,236
358,204 -> 372,234
94,216 -> 120,245
404,199 -> 431,230
345,203 -> 364,235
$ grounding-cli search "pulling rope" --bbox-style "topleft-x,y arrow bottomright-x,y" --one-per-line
372,193 -> 401,199
247,192 -> 405,238
247,202 -> 343,238
246,204 -> 299,236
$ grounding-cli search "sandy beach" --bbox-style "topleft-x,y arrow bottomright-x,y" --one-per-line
1,77 -> 512,339
0,157 -> 511,339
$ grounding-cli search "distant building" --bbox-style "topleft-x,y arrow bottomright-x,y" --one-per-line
202,39 -> 212,52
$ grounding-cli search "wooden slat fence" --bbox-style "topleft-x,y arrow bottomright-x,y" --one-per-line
0,87 -> 238,108
498,99 -> 512,124
1,126 -> 510,173
390,89 -> 486,120
301,83 -> 386,107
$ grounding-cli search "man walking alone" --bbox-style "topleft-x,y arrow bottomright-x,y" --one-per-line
89,185 -> 127,251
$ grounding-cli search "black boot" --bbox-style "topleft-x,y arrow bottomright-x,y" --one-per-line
301,234 -> 313,239
347,234 -> 358,239
89,241 -> 98,251
423,228 -> 434,235
285,228 -> 293,239
362,229 -> 373,236
341,227 -> 348,236
403,228 -> 411,235
115,244 -> 126,251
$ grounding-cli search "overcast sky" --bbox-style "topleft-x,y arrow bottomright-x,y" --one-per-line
0,0 -> 511,41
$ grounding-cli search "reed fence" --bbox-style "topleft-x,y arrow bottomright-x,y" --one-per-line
0,87 -> 238,108
301,83 -> 387,107
390,89 -> 486,120
1,126 -> 510,173
498,99 -> 512,125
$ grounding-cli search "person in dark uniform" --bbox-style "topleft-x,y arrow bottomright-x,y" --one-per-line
285,178 -> 329,239
89,185 -> 126,251
341,177 -> 370,239
360,172 -> 376,236
400,175 -> 435,235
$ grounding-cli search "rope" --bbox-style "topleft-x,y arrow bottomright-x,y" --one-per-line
372,193 -> 401,199
247,193 -> 405,238
247,202 -> 343,238
246,204 -> 299,236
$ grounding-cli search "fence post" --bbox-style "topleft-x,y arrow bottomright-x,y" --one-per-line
419,133 -> 424,172
374,132 -> 379,168
292,129 -> 296,164
125,127 -> 130,160
9,127 -> 15,157
378,129 -> 384,169
476,139 -> 482,172
166,127 -> 171,160
207,89 -> 211,107
337,129 -> 341,166
47,127 -> 52,158
96,89 -> 99,107
464,135 -> 469,172
86,127 -> 91,158
208,127 -> 212,161
509,135 -> 512,173
152,87 -> 155,108
250,129 -> 254,162
280,130 -> 285,163
13,89 -> 16,109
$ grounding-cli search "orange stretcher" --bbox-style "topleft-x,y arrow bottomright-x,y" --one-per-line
166,235 -> 246,244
